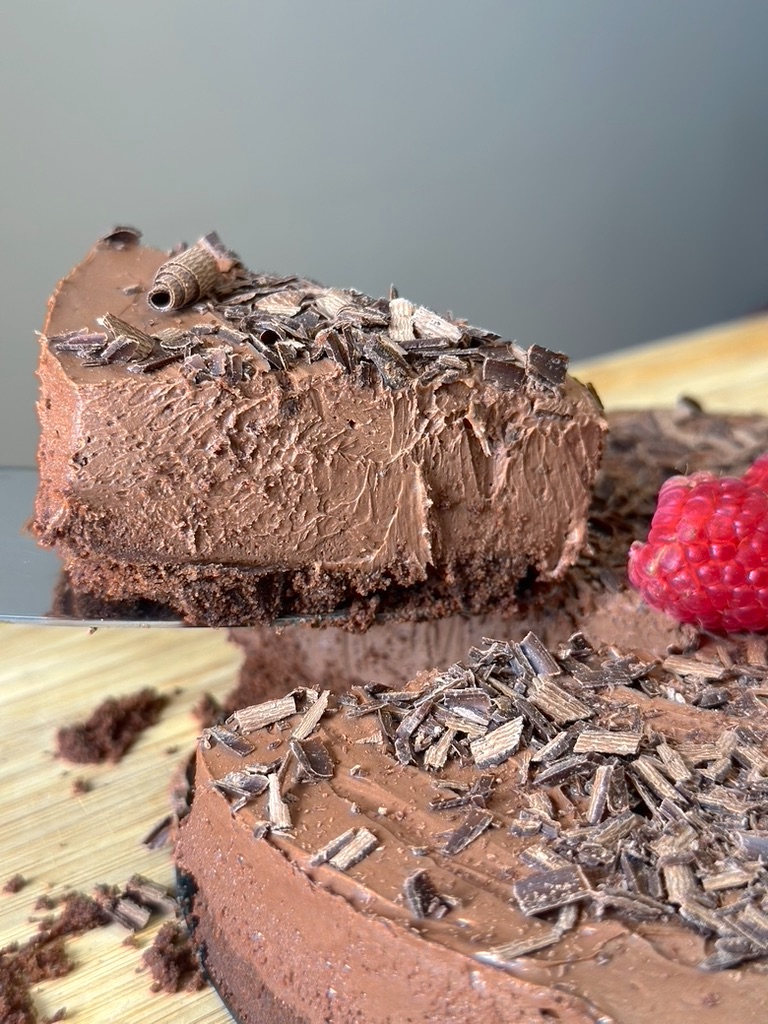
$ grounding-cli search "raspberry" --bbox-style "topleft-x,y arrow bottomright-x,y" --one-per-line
627,456 -> 768,633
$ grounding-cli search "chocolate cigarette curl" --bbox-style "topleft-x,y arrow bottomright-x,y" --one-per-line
148,242 -> 220,312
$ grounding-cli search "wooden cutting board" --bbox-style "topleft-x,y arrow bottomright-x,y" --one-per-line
2,313 -> 767,1023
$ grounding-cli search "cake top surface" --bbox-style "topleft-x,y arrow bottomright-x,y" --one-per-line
193,625 -> 768,1023
42,227 -> 586,398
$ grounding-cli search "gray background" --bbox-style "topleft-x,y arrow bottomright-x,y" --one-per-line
2,0 -> 767,466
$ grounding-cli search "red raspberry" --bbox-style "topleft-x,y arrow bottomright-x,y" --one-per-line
627,456 -> 768,633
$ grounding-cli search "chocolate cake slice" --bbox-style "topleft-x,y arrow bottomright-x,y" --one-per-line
33,230 -> 605,626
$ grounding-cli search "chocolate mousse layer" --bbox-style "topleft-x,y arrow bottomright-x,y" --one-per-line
226,405 -> 768,708
33,231 -> 605,626
176,634 -> 768,1024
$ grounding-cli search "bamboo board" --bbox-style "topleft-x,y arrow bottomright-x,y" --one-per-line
2,315 -> 767,1022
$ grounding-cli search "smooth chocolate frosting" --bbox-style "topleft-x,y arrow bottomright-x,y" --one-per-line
33,235 -> 605,625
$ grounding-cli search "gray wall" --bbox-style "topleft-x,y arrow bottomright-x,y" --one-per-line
2,0 -> 768,466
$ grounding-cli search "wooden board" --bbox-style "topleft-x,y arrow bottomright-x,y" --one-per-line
2,316 -> 768,1022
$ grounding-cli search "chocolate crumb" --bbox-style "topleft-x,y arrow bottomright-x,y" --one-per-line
70,778 -> 92,796
193,692 -> 222,729
3,874 -> 28,895
142,922 -> 205,993
0,893 -> 110,1024
56,688 -> 169,764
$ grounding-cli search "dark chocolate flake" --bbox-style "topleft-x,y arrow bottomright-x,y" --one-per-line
290,736 -> 334,780
309,829 -> 358,867
203,724 -> 255,757
513,865 -> 590,915
528,678 -> 592,724
519,632 -> 562,677
394,700 -> 433,765
328,828 -> 379,870
440,807 -> 494,856
363,335 -> 413,389
526,344 -> 568,388
470,717 -> 524,768
481,357 -> 526,392
48,329 -> 109,351
475,928 -> 561,965
98,225 -> 142,248
403,870 -> 452,920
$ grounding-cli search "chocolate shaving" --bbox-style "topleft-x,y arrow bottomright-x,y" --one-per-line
292,689 -> 330,741
573,729 -> 641,756
662,862 -> 699,905
154,326 -> 196,352
267,773 -> 292,832
481,357 -> 526,391
315,327 -> 354,372
701,869 -> 754,892
142,815 -> 174,850
403,870 -> 452,919
440,807 -> 493,856
389,296 -> 415,342
534,754 -> 595,787
309,829 -> 358,867
513,866 -> 590,915
325,828 -> 379,871
48,329 -> 109,352
97,313 -> 155,362
475,928 -> 561,965
290,736 -> 334,780
229,695 -> 297,732
519,632 -> 562,676
363,335 -> 412,389
202,725 -> 255,757
411,306 -> 462,342
528,678 -> 592,724
470,717 -> 524,768
125,876 -> 177,915
586,762 -> 614,825
395,700 -> 434,765
423,728 -> 456,770
526,344 -> 568,388
98,225 -> 142,248
104,896 -> 152,932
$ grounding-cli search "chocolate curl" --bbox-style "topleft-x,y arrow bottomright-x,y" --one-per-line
98,313 -> 155,361
147,233 -> 230,312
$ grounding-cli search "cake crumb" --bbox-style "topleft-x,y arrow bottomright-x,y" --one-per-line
0,893 -> 109,1024
3,874 -> 28,894
192,692 -> 221,729
42,1010 -> 67,1023
142,922 -> 206,993
71,778 -> 93,796
56,688 -> 169,764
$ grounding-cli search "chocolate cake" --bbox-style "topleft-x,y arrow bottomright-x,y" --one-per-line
175,406 -> 768,1024
32,229 -> 605,626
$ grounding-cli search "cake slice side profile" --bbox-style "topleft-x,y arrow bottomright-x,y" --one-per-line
32,230 -> 606,626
